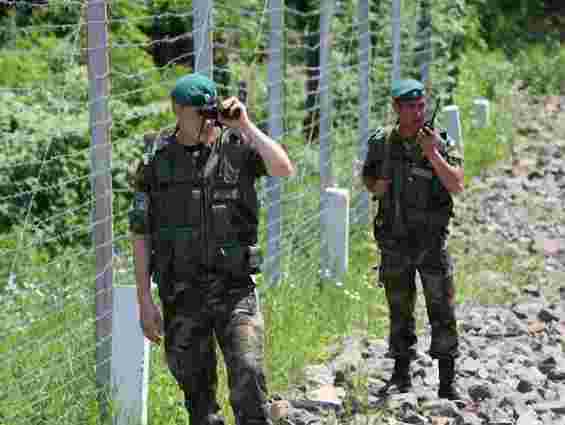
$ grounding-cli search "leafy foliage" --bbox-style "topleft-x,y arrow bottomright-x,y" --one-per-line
513,41 -> 565,95
0,89 -> 171,252
466,0 -> 548,54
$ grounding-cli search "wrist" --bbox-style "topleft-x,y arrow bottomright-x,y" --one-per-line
425,147 -> 440,160
239,118 -> 252,133
137,287 -> 153,305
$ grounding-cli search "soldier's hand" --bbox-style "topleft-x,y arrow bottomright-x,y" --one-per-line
374,178 -> 391,193
416,126 -> 440,158
139,298 -> 163,345
218,96 -> 249,130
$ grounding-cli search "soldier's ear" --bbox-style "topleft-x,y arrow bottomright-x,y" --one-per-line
172,99 -> 183,117
392,99 -> 400,114
127,159 -> 145,191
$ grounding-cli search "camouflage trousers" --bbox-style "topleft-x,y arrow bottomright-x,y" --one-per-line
377,234 -> 459,360
161,275 -> 271,425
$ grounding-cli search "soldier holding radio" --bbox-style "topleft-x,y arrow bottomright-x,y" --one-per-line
362,79 -> 465,400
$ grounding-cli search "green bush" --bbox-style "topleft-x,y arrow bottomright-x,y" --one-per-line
0,36 -> 55,88
513,42 -> 565,96
0,90 -> 172,252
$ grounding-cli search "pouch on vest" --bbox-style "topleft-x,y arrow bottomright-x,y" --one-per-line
171,227 -> 201,281
152,153 -> 202,227
404,166 -> 432,210
215,243 -> 262,278
378,248 -> 410,282
211,187 -> 240,242
153,226 -> 200,287
210,203 -> 231,243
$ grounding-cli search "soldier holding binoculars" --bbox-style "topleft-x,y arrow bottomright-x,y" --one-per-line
129,73 -> 293,425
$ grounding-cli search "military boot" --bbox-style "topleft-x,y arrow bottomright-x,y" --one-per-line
438,357 -> 462,400
380,357 -> 412,394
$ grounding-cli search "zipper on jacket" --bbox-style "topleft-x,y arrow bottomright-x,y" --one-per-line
201,179 -> 209,280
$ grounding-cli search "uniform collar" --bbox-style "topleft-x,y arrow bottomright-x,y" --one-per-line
392,124 -> 417,144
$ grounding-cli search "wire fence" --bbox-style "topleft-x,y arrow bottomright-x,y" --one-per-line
0,0 -> 490,423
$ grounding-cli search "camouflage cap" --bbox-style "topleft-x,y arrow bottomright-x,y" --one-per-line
170,73 -> 217,107
391,79 -> 425,101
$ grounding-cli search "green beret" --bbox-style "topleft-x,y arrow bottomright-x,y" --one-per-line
170,73 -> 217,107
391,79 -> 424,101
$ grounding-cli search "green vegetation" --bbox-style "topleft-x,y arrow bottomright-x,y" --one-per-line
0,0 -> 562,424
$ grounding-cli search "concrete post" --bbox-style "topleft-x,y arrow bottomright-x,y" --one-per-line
443,105 -> 463,149
111,286 -> 150,425
325,188 -> 350,279
473,98 -> 490,128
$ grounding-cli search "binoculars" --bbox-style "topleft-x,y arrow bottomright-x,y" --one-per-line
199,99 -> 241,121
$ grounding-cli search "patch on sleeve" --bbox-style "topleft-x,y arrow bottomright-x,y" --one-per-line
368,127 -> 386,145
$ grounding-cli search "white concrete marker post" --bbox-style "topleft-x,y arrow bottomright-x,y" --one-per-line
473,98 -> 490,128
442,105 -> 464,150
325,188 -> 350,279
111,286 -> 150,425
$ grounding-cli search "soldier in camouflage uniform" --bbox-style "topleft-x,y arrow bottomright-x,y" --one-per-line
362,79 -> 464,400
129,73 -> 294,425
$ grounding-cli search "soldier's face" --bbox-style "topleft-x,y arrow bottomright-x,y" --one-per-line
173,102 -> 212,143
394,98 -> 426,130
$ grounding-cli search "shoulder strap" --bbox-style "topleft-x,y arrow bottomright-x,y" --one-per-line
381,126 -> 392,179
143,129 -> 174,165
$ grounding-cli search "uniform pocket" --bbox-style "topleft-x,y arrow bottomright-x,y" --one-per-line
215,244 -> 262,278
379,248 -> 410,282
404,167 -> 433,209
211,202 -> 233,242
185,186 -> 202,225
164,228 -> 201,281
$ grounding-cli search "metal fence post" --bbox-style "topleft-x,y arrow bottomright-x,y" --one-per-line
417,0 -> 432,86
266,0 -> 283,286
86,0 -> 113,421
391,0 -> 401,81
325,188 -> 350,279
193,0 -> 213,76
356,0 -> 370,226
319,0 -> 334,280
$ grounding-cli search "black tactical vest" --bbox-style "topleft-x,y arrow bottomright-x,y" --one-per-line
145,136 -> 261,283
376,129 -> 453,239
